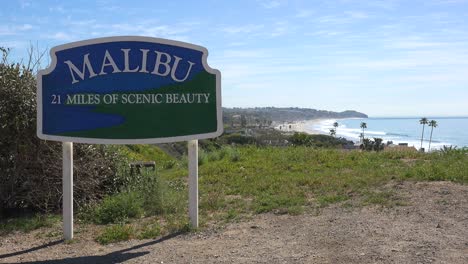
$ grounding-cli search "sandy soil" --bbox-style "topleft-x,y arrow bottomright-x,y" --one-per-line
1,181 -> 467,264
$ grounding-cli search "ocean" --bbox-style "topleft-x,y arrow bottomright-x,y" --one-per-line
306,117 -> 468,150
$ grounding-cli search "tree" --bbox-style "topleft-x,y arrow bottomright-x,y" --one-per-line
428,120 -> 438,151
360,138 -> 384,152
333,121 -> 339,136
419,117 -> 429,150
1,47 -> 126,214
329,128 -> 336,137
360,122 -> 367,142
360,138 -> 372,151
240,115 -> 247,128
373,138 -> 384,151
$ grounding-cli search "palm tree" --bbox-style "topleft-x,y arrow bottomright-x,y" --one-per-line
419,117 -> 428,150
428,120 -> 438,151
333,121 -> 339,136
329,128 -> 336,137
360,122 -> 367,142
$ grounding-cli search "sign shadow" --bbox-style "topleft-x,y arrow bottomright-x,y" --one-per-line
0,231 -> 183,264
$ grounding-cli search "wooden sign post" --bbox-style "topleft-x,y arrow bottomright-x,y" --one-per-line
37,36 -> 222,240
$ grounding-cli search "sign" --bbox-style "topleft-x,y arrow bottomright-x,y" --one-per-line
37,36 -> 222,239
37,36 -> 222,144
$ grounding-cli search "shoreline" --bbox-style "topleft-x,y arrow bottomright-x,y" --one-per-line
274,118 -> 463,150
274,119 -> 329,135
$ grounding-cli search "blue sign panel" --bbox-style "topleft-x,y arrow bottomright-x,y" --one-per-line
37,36 -> 222,144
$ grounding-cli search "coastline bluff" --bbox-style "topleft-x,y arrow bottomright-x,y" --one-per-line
223,107 -> 368,122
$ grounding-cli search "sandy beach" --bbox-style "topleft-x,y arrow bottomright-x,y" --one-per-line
274,119 -> 329,135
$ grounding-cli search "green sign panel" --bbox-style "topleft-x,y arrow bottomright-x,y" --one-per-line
37,36 -> 222,144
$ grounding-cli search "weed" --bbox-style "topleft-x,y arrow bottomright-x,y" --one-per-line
93,192 -> 143,224
162,160 -> 177,169
137,222 -> 161,239
0,214 -> 59,235
198,149 -> 208,166
317,194 -> 348,207
96,224 -> 134,245
361,190 -> 405,208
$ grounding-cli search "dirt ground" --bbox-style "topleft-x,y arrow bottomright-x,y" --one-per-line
0,181 -> 467,264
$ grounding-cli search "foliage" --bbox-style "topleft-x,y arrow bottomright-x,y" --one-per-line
121,145 -> 174,165
5,144 -> 467,239
93,192 -> 144,224
96,224 -> 134,245
223,107 -> 367,124
0,214 -> 59,235
137,222 -> 161,239
222,133 -> 257,145
428,120 -> 438,151
289,132 -> 352,148
419,117 -> 429,149
88,170 -> 185,225
160,145 -> 467,225
360,138 -> 384,151
0,48 -> 127,215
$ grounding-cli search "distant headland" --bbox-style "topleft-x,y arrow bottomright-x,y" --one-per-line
223,107 -> 368,123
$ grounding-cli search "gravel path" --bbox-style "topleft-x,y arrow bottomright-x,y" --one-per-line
1,181 -> 467,264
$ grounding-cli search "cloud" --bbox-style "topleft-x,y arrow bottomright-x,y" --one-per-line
19,0 -> 32,9
432,0 -> 468,4
18,24 -> 33,30
106,23 -> 191,40
0,40 -> 28,49
260,0 -> 281,9
67,19 -> 97,27
295,10 -> 313,18
227,42 -> 248,47
0,24 -> 33,36
47,32 -> 75,41
222,49 -> 272,59
221,24 -> 265,34
270,22 -> 289,37
49,6 -> 65,13
344,11 -> 369,19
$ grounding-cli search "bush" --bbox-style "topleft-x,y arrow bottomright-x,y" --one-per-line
0,48 -> 127,215
96,224 -> 134,245
290,132 -> 351,148
223,133 -> 256,145
90,170 -> 184,224
217,146 -> 240,162
93,192 -> 144,224
0,214 -> 60,235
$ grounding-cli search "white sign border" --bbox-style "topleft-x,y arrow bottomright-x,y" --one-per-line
37,36 -> 223,144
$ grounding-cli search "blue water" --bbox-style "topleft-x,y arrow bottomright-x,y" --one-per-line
311,117 -> 468,149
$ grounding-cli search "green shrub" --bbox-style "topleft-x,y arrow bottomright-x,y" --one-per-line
198,149 -> 208,166
162,160 -> 177,169
137,223 -> 161,239
0,49 -> 128,214
223,133 -> 256,145
0,214 -> 59,235
96,224 -> 134,244
91,170 -> 185,224
94,192 -> 143,224
289,132 -> 351,148
218,146 -> 241,162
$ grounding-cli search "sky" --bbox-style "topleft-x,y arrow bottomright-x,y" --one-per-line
1,0 -> 468,117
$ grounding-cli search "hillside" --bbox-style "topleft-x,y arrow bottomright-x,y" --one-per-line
223,107 -> 368,124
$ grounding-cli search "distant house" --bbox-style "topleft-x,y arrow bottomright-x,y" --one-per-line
384,144 -> 417,152
343,144 -> 360,150
231,115 -> 241,127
